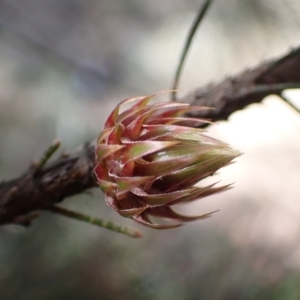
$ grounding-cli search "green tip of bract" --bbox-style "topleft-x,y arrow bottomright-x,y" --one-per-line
95,93 -> 241,229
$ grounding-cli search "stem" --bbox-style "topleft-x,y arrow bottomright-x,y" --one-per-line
33,139 -> 61,173
279,94 -> 300,114
47,205 -> 142,238
237,82 -> 300,97
171,0 -> 213,101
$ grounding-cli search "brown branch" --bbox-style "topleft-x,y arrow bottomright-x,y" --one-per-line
183,47 -> 300,121
0,143 -> 96,226
1,46 -> 300,226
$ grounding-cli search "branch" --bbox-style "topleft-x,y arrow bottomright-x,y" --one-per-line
1,46 -> 300,226
183,47 -> 300,121
0,143 -> 96,225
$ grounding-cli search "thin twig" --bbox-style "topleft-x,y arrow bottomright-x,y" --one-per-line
47,205 -> 142,238
32,139 -> 61,174
279,93 -> 300,114
171,0 -> 213,101
236,83 -> 300,98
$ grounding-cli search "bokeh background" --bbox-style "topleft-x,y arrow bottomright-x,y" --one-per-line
1,0 -> 300,299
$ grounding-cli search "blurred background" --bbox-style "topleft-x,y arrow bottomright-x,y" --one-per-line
1,0 -> 300,299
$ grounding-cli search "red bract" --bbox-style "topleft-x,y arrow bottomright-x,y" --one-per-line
95,94 -> 241,229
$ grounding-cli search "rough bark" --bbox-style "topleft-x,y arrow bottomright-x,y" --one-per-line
1,46 -> 300,225
0,144 -> 96,225
182,47 -> 300,120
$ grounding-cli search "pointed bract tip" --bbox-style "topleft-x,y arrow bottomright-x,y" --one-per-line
95,92 -> 241,232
